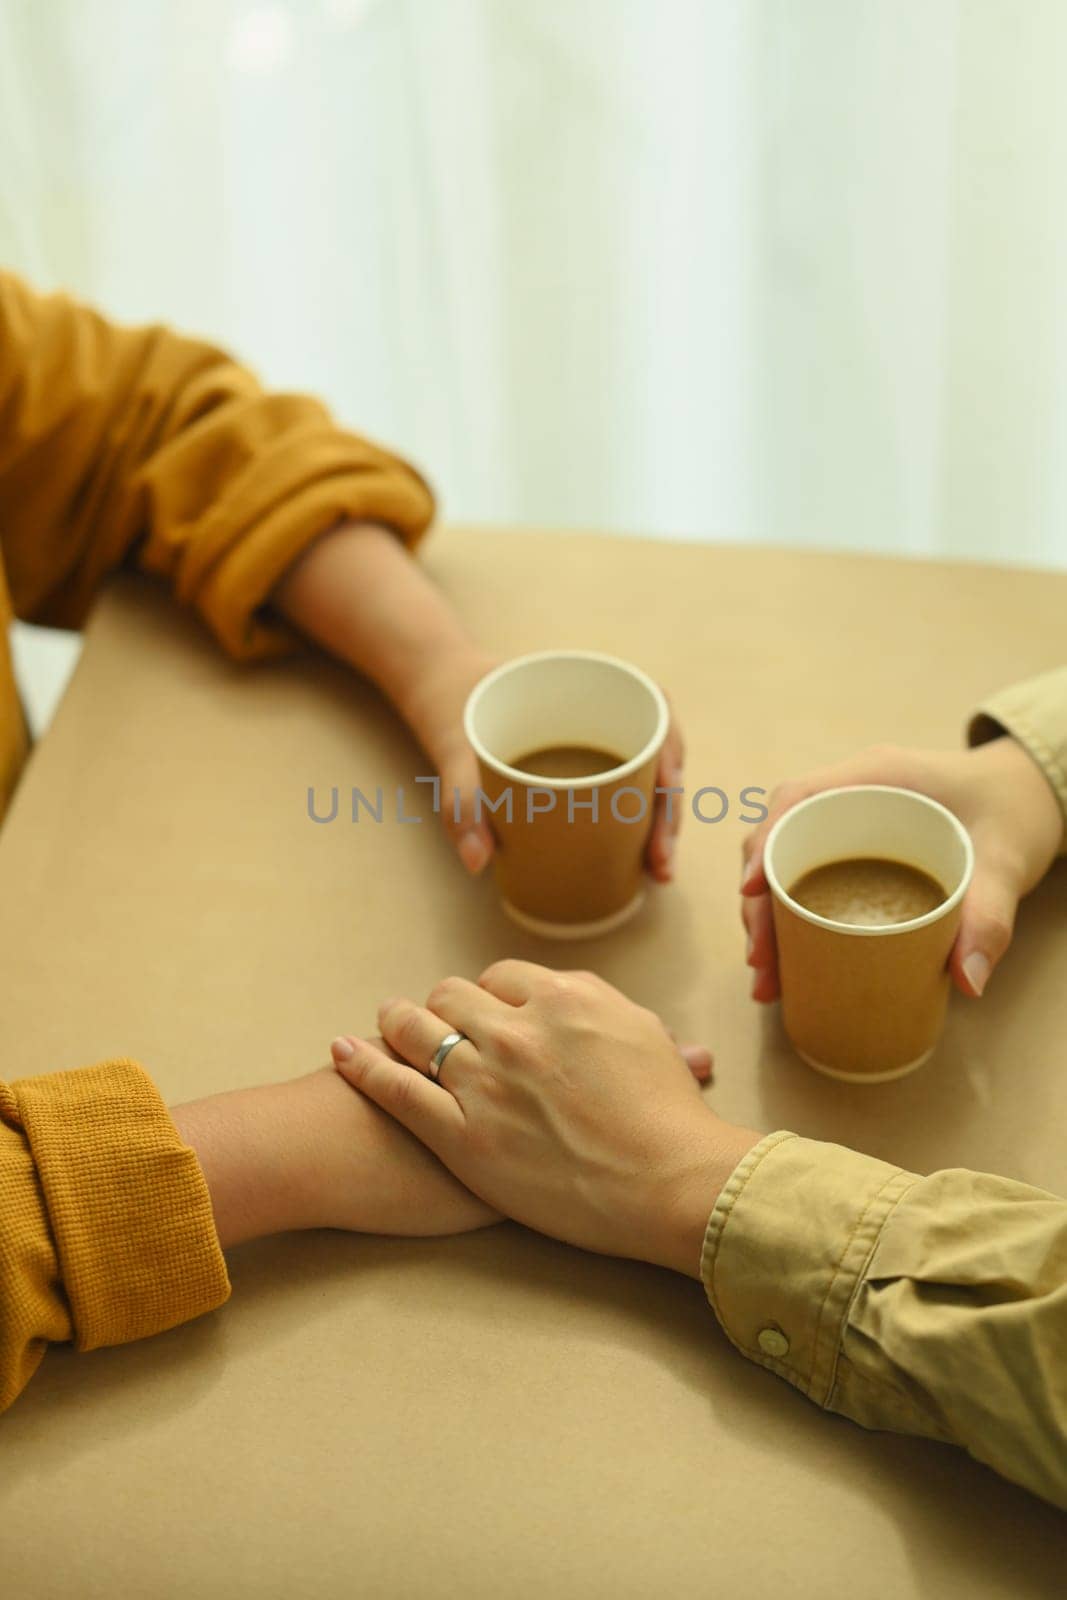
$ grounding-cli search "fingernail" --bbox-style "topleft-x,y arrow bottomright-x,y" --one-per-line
750,969 -> 773,1002
962,951 -> 991,997
331,1036 -> 355,1061
459,829 -> 490,874
745,932 -> 754,964
741,857 -> 760,892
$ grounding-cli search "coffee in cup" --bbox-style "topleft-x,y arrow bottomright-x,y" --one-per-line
789,857 -> 945,927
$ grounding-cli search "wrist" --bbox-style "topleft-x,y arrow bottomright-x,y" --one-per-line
171,1077 -> 321,1248
272,519 -> 487,720
648,1121 -> 763,1279
969,735 -> 1064,871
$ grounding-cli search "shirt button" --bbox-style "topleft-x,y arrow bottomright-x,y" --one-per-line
758,1327 -> 790,1359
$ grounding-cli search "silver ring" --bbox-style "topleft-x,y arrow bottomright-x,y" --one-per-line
429,1029 -> 467,1082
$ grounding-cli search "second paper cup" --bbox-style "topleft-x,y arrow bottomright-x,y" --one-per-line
763,785 -> 974,1081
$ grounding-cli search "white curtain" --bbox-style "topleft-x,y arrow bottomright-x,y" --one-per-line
2,0 -> 1066,570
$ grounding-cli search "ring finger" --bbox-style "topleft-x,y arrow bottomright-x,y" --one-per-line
377,995 -> 481,1085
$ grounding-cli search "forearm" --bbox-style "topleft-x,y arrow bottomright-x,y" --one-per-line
702,1133 -> 1067,1510
1,1058 -> 491,1413
272,519 -> 500,869
169,1074 -> 327,1248
2,1062 -> 230,1413
272,521 -> 486,726
170,1067 -> 399,1247
840,1176 -> 1067,1509
172,1065 -> 498,1248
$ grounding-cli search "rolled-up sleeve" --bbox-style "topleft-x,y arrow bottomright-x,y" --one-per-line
0,1061 -> 230,1414
701,1132 -> 1067,1510
0,271 -> 435,662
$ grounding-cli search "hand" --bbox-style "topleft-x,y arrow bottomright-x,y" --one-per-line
646,702 -> 686,884
338,1027 -> 712,1087
274,516 -> 687,882
405,662 -> 687,885
331,966 -> 760,1278
295,1061 -> 500,1235
740,737 -> 1064,1003
396,645 -> 500,875
270,520 -> 500,875
172,1058 -> 498,1248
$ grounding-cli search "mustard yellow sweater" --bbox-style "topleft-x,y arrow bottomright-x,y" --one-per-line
0,271 -> 433,1412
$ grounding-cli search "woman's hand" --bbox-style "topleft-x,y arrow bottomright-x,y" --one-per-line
646,704 -> 686,884
270,519 -> 501,875
405,666 -> 688,885
172,1058 -> 498,1249
273,518 -> 686,883
331,966 -> 759,1278
295,1062 -> 500,1236
396,644 -> 500,875
740,737 -> 1064,1003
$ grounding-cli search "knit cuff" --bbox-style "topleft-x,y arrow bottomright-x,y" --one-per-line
12,1061 -> 230,1351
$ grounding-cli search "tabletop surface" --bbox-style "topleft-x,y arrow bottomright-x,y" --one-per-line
2,527 -> 1065,1597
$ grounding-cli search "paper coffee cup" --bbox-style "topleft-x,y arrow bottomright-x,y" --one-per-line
463,651 -> 669,939
763,786 -> 975,1082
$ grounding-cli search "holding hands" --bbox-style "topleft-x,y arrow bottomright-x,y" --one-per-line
331,967 -> 756,1276
171,1059 -> 499,1247
323,723 -> 1062,1263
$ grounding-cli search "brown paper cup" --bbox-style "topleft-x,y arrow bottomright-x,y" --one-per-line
463,651 -> 669,939
764,786 -> 975,1082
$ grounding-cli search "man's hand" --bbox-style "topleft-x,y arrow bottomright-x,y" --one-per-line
331,966 -> 758,1278
741,737 -> 1064,1003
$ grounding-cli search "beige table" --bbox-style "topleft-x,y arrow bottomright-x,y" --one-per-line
1,528 -> 1065,1597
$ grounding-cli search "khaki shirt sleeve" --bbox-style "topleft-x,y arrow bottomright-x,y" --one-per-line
701,1132 -> 1067,1510
0,271 -> 434,661
969,667 -> 1067,854
0,1061 -> 230,1414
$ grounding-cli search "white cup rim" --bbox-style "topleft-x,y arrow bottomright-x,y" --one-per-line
763,784 -> 975,937
463,649 -> 670,790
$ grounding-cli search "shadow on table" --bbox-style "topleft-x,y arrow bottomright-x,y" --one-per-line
3,1223 -> 1063,1594
406,854 -> 713,1047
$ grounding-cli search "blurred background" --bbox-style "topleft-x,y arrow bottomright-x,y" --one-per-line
4,0 -> 1067,729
